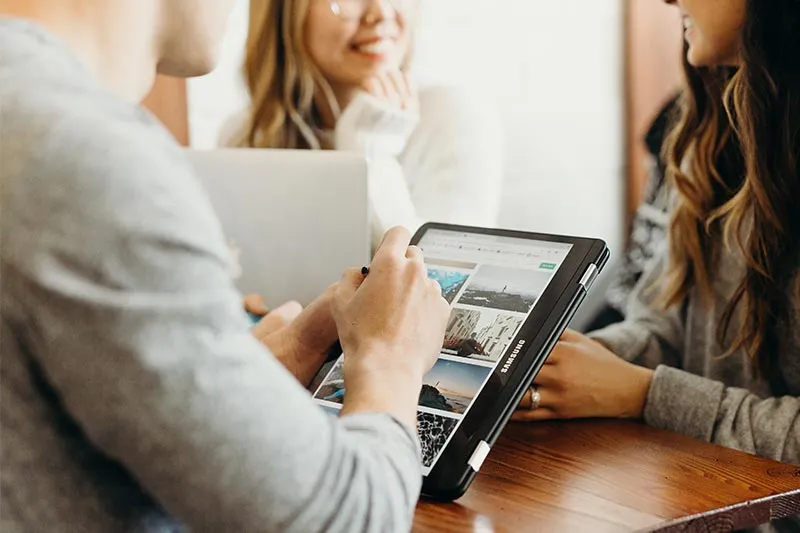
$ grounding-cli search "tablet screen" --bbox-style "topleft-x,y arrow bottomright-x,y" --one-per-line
312,228 -> 573,475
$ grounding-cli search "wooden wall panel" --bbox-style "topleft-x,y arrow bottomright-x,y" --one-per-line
142,75 -> 190,146
625,0 -> 683,219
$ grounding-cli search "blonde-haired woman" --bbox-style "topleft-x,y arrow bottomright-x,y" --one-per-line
225,0 -> 503,246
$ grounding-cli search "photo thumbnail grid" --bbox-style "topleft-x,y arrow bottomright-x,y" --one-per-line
312,246 -> 560,471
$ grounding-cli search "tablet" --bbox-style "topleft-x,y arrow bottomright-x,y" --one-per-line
311,223 -> 609,501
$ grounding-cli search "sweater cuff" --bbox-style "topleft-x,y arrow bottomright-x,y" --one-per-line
339,412 -> 422,460
643,365 -> 725,442
335,92 -> 419,157
338,411 -> 423,507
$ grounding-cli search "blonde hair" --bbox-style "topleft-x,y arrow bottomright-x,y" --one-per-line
242,0 -> 414,150
242,0 -> 338,149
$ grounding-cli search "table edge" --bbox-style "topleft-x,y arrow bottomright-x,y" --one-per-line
640,488 -> 800,533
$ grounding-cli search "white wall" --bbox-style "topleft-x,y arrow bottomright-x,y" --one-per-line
187,0 -> 250,149
188,0 -> 625,255
413,0 -> 625,252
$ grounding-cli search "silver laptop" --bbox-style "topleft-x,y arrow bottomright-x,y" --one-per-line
186,148 -> 371,307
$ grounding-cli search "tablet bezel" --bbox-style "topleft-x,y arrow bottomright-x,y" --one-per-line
413,222 -> 608,501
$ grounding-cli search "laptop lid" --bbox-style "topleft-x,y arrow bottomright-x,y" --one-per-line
186,148 -> 370,307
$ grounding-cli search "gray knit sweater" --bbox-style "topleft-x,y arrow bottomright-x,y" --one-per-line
589,243 -> 800,465
1,19 -> 421,533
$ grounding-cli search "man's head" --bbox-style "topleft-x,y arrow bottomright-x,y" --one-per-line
155,0 -> 239,77
0,0 -> 237,98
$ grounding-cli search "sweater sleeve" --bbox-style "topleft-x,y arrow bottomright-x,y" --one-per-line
400,87 -> 504,230
335,90 -> 423,248
335,88 -> 504,248
3,113 -> 423,533
588,243 -> 684,370
590,245 -> 800,464
644,366 -> 800,464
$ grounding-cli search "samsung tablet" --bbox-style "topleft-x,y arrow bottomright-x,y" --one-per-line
311,223 -> 609,501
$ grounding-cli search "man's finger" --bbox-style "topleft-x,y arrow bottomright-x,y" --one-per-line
374,226 -> 412,259
271,300 -> 303,321
405,245 -> 423,261
252,301 -> 302,337
244,293 -> 269,316
426,277 -> 442,295
339,267 -> 366,290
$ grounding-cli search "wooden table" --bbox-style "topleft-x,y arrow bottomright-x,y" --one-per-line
413,420 -> 800,532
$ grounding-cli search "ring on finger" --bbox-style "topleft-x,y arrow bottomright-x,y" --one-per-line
529,385 -> 541,411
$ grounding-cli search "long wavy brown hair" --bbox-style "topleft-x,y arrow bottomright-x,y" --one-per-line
661,0 -> 800,382
240,0 -> 413,150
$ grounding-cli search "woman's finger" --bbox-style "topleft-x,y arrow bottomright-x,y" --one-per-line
560,328 -> 580,342
364,77 -> 385,99
511,407 -> 558,422
378,71 -> 403,107
542,339 -> 570,365
386,69 -> 409,108
402,70 -> 415,99
403,71 -> 420,112
518,383 -> 557,410
373,74 -> 392,101
530,364 -> 560,388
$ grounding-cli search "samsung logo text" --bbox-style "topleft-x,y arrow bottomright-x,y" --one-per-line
500,339 -> 526,374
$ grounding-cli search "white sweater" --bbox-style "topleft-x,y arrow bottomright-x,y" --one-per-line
223,87 -> 504,247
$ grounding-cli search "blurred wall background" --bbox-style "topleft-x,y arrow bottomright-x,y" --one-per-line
144,0 -> 684,271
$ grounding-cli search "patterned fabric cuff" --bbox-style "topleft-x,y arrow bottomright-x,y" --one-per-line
643,365 -> 725,442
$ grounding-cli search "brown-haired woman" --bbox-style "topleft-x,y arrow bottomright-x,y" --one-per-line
515,0 -> 800,474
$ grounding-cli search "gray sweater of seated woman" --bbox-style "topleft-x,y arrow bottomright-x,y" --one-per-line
589,240 -> 800,531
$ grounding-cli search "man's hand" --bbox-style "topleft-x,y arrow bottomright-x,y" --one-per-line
250,299 -> 301,337
253,287 -> 338,387
243,293 -> 271,318
331,227 -> 450,429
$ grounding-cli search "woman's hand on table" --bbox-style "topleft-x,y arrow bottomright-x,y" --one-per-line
512,329 -> 654,422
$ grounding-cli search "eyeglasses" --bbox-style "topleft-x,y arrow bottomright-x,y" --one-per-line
329,0 -> 413,20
